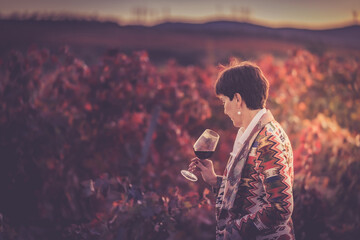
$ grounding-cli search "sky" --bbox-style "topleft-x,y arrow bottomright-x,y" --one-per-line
1,0 -> 360,29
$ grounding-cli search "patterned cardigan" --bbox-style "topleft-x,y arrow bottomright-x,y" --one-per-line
213,110 -> 295,240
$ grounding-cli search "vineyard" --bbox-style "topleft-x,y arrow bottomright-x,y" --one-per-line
0,46 -> 359,240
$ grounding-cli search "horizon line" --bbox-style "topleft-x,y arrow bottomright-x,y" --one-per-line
0,11 -> 358,31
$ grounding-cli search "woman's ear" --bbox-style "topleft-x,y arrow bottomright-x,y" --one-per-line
234,93 -> 242,106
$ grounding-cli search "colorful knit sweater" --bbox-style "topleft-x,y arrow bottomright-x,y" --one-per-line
213,110 -> 295,240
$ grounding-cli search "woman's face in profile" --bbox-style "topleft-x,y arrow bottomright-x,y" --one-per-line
218,94 -> 242,128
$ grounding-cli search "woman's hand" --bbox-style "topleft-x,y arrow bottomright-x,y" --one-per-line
188,158 -> 217,186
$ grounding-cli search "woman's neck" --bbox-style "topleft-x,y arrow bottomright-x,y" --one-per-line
242,108 -> 262,130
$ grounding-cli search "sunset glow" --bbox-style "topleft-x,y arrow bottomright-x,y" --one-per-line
1,0 -> 359,29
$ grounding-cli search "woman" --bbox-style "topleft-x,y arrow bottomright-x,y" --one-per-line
189,61 -> 295,240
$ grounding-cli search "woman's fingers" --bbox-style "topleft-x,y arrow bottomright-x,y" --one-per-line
188,163 -> 198,170
188,158 -> 213,172
188,166 -> 197,172
195,160 -> 212,171
189,160 -> 198,167
188,158 -> 202,172
200,159 -> 212,167
189,157 -> 199,166
189,159 -> 216,185
188,162 -> 197,169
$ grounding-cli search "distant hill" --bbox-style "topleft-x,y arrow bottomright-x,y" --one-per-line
153,21 -> 360,48
0,19 -> 359,65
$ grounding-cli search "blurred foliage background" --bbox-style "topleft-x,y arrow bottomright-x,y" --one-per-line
0,21 -> 360,239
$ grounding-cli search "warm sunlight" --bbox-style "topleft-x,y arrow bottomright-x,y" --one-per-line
0,0 -> 359,28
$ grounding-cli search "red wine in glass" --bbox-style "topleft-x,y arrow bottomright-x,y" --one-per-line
181,129 -> 219,182
194,150 -> 214,159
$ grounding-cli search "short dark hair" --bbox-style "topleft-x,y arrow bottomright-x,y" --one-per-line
215,61 -> 269,110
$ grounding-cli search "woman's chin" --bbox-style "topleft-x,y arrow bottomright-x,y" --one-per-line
232,120 -> 241,128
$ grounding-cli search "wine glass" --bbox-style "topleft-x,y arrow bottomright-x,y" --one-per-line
181,129 -> 220,181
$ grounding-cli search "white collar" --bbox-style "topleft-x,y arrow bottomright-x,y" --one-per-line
230,108 -> 267,157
